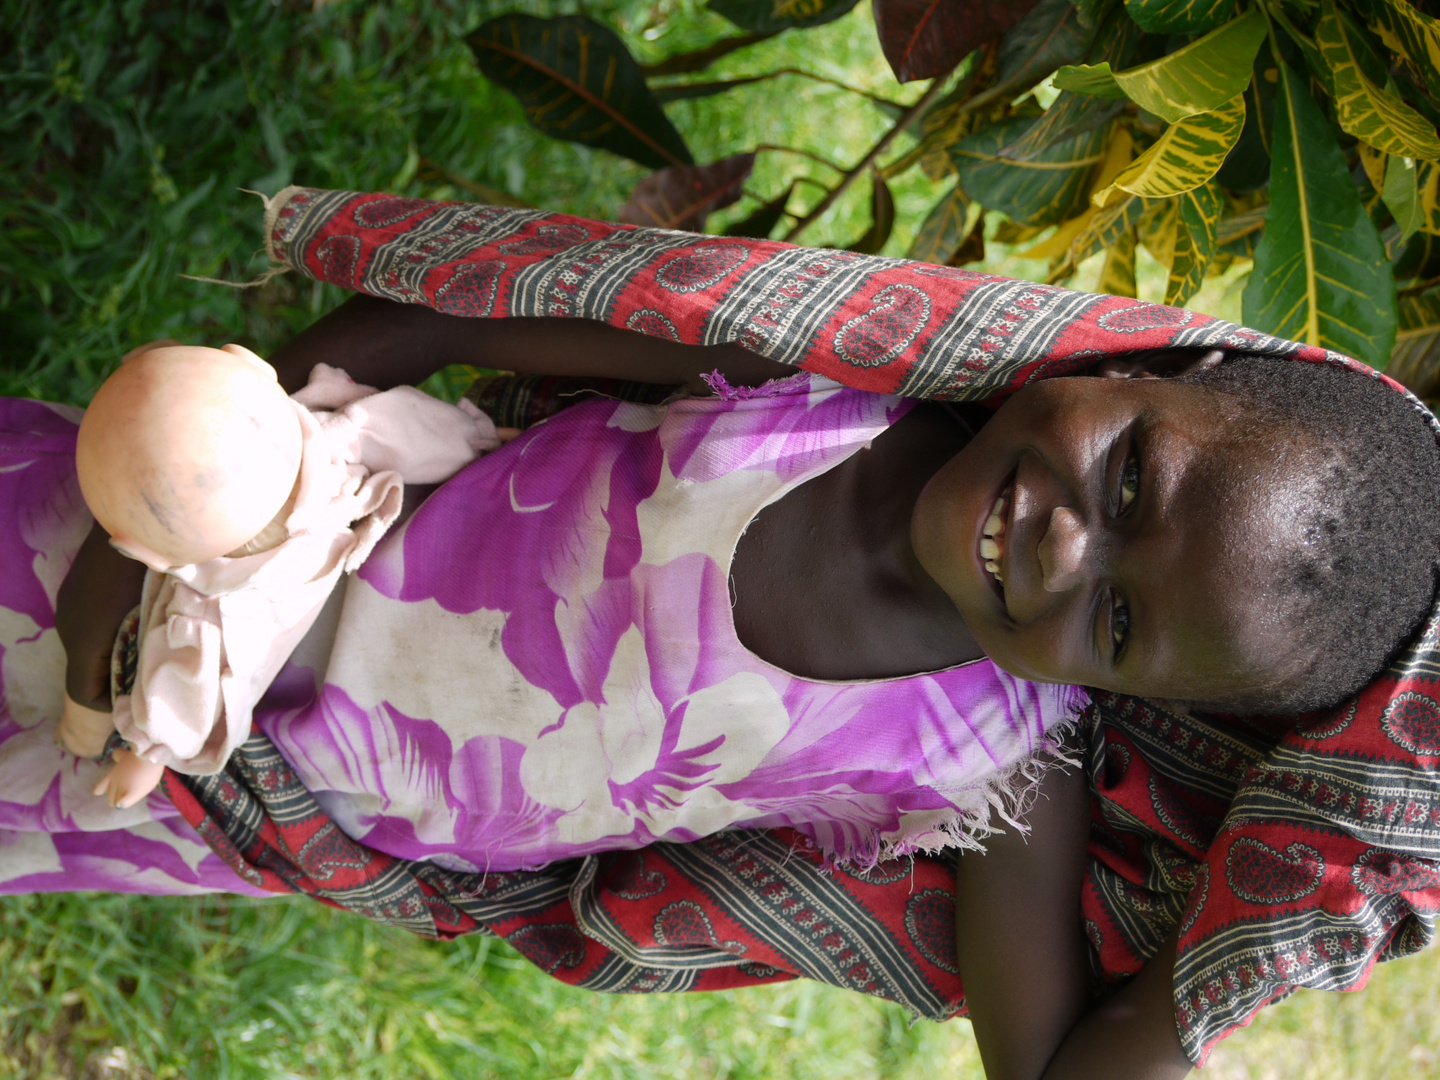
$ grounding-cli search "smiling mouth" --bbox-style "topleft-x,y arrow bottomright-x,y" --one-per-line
980,482 -> 1011,589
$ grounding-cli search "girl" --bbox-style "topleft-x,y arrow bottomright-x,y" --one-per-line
13,193 -> 1440,1077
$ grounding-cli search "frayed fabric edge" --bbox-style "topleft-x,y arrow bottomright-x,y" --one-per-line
808,715 -> 1086,872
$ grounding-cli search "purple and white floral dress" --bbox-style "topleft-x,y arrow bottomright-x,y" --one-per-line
0,375 -> 1086,892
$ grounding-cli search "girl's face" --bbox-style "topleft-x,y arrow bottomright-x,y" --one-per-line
912,374 -> 1305,704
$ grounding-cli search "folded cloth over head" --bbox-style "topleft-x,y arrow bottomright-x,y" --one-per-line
158,187 -> 1440,1065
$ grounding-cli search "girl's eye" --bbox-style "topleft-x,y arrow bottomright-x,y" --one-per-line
1111,596 -> 1131,657
1118,452 -> 1140,514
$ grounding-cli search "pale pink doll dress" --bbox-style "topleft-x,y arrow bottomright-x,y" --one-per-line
110,364 -> 501,775
0,371 -> 1084,893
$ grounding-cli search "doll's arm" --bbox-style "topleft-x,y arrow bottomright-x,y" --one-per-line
954,752 -> 1194,1080
266,294 -> 796,396
94,747 -> 166,809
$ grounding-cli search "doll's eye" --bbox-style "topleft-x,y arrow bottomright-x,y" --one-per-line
1110,594 -> 1131,657
1118,452 -> 1140,514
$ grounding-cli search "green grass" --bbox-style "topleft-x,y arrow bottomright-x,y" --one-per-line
2,1 -> 1429,1076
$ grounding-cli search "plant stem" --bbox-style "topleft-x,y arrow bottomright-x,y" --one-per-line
781,72 -> 953,243
754,144 -> 848,172
641,32 -> 779,77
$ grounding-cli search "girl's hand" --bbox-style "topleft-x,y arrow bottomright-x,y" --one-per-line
94,748 -> 166,810
56,522 -> 148,712
57,693 -> 115,758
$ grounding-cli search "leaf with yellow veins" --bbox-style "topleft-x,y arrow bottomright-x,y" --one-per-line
1023,128 -> 1135,259
1098,228 -> 1138,297
1055,10 -> 1266,122
1092,94 -> 1245,206
1166,183 -> 1224,305
1318,0 -> 1440,163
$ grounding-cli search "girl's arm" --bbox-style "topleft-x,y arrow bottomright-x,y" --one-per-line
59,296 -> 793,711
954,753 -> 1194,1080
267,293 -> 796,395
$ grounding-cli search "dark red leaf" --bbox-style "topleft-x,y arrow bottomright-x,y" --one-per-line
874,0 -> 1043,82
846,174 -> 896,254
619,153 -> 757,232
949,219 -> 986,265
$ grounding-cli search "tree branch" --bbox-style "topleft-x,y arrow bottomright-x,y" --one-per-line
781,72 -> 953,244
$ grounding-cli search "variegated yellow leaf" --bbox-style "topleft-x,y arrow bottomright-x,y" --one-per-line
1317,0 -> 1440,163
1093,95 -> 1244,206
1071,194 -> 1146,266
1023,128 -> 1135,259
1166,183 -> 1224,305
1387,290 -> 1440,397
1139,196 -> 1179,267
1359,141 -> 1387,190
1357,0 -> 1440,102
1055,10 -> 1266,123
1418,160 -> 1440,234
1098,229 -> 1138,297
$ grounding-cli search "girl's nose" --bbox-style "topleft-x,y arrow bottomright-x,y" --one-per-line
1037,506 -> 1091,593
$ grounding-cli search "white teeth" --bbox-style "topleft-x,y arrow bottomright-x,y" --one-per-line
982,486 -> 1010,588
985,560 -> 1003,582
980,538 -> 1001,559
983,513 -> 1004,536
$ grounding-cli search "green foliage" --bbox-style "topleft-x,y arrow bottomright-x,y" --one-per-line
711,0 -> 864,34
1243,61 -> 1396,367
460,0 -> 1440,376
468,15 -> 693,169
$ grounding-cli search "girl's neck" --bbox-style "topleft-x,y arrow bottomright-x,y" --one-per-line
730,402 -> 988,681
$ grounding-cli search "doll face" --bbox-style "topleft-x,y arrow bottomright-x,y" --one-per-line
912,374 -> 1310,705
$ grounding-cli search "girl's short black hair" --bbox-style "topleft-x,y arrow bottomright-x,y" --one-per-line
1181,354 -> 1440,715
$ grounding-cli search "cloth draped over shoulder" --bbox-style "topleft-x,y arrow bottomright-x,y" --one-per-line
159,186 -> 1440,1065
115,362 -> 499,773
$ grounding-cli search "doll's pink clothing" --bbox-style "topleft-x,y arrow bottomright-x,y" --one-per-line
110,366 -> 500,775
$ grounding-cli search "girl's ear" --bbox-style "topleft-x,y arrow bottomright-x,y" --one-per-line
1093,348 -> 1225,380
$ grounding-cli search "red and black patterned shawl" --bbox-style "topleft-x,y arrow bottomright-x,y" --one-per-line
162,186 -> 1440,1065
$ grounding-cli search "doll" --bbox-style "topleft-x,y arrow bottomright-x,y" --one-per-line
58,342 -> 506,808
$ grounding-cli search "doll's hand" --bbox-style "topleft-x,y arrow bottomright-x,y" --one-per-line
94,748 -> 166,809
58,693 -> 115,758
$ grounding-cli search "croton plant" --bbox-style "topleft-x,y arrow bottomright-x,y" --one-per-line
468,0 -> 1440,388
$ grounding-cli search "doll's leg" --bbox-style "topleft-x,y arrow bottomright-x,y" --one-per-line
94,748 -> 167,810
57,693 -> 117,757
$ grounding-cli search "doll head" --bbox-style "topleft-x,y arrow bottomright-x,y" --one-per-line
77,343 -> 302,570
913,351 -> 1440,714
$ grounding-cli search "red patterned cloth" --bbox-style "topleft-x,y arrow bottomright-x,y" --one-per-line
166,186 -> 1440,1063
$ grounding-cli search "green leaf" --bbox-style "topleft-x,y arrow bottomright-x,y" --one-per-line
1242,61 -> 1397,368
709,0 -> 862,34
1071,0 -> 1119,30
1166,182 -> 1224,304
1093,93 -> 1245,204
908,183 -> 972,262
1071,192 -> 1147,263
1354,0 -> 1440,102
1055,9 -> 1267,122
1138,194 -> 1180,265
846,173 -> 897,253
725,184 -> 795,238
1053,61 -> 1131,98
952,115 -> 1110,225
1098,227 -> 1138,295
996,0 -> 1096,89
1215,59 -> 1277,192
1387,288 -> 1440,395
1385,154 -> 1423,244
468,15 -> 692,170
1317,0 -> 1440,162
1123,0 -> 1236,35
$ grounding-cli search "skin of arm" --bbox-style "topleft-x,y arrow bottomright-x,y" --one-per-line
58,295 -> 795,711
955,749 -> 1194,1080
